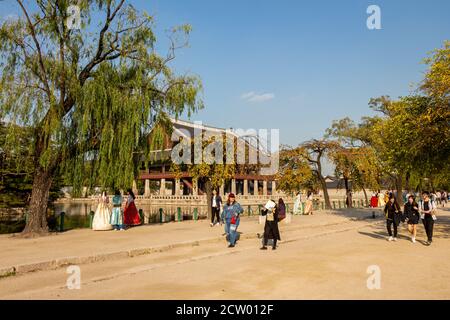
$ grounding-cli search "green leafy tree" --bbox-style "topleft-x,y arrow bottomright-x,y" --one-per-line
276,145 -> 315,195
301,140 -> 338,209
0,0 -> 202,235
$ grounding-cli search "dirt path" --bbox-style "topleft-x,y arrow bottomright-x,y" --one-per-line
1,208 -> 449,300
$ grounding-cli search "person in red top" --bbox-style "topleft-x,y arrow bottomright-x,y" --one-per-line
370,193 -> 379,208
124,189 -> 141,227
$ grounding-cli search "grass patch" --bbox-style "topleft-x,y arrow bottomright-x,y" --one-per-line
0,270 -> 16,279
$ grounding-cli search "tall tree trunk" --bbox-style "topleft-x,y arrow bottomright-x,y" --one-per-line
318,176 -> 332,209
22,166 -> 53,235
344,176 -> 352,208
405,171 -> 411,192
316,158 -> 331,209
362,186 -> 368,206
205,179 -> 212,220
395,174 -> 403,206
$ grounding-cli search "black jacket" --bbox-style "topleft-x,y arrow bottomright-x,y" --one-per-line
404,202 -> 420,224
261,207 -> 281,240
384,202 -> 402,224
211,195 -> 222,209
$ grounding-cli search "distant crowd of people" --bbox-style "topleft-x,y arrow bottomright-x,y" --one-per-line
370,190 -> 448,209
91,186 -> 446,250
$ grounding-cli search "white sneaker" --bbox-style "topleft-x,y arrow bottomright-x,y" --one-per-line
210,223 -> 214,227
393,237 -> 398,241
388,236 -> 393,241
412,237 -> 416,243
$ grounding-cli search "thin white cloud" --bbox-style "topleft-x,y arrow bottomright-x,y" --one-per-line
241,91 -> 275,103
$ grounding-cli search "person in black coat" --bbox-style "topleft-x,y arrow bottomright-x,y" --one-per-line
404,195 -> 420,243
210,189 -> 223,227
384,196 -> 402,241
260,201 -> 281,250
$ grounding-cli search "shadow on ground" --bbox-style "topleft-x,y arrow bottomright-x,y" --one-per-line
358,211 -> 450,245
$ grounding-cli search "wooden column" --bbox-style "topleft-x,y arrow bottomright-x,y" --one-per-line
175,178 -> 181,196
263,180 -> 268,196
231,179 -> 236,194
192,179 -> 198,196
243,179 -> 249,195
272,180 -> 277,195
144,179 -> 150,197
254,180 -> 259,195
132,180 -> 138,195
160,178 -> 166,195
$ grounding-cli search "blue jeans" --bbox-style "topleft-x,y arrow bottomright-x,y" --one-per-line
226,222 -> 238,245
113,224 -> 124,230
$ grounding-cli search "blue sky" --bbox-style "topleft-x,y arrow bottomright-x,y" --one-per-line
1,0 -> 449,147
137,0 -> 450,147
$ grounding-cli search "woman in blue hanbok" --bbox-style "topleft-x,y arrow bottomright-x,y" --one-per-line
110,190 -> 124,231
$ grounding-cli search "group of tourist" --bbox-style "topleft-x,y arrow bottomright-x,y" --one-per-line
92,186 -> 443,249
384,191 -> 438,245
92,189 -> 141,231
371,189 -> 449,208
210,191 -> 287,250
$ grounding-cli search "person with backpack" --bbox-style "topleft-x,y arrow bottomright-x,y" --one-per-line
419,191 -> 437,246
384,196 -> 402,241
222,193 -> 243,248
404,195 -> 420,243
260,199 -> 281,250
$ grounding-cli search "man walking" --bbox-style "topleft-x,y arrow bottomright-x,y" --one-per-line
419,192 -> 437,246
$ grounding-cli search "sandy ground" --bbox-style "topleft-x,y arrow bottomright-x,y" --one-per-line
0,207 -> 449,300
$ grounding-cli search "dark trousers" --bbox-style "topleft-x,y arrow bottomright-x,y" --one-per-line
387,219 -> 398,237
263,236 -> 277,248
422,216 -> 434,242
211,207 -> 220,224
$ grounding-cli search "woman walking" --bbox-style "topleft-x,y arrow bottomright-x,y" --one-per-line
210,189 -> 222,227
260,200 -> 281,250
110,190 -> 124,231
124,189 -> 141,227
304,192 -> 314,215
419,192 -> 437,246
404,195 -> 420,243
222,193 -> 243,248
92,191 -> 113,231
384,196 -> 402,241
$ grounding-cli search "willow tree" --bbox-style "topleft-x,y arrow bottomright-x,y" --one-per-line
0,0 -> 202,235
